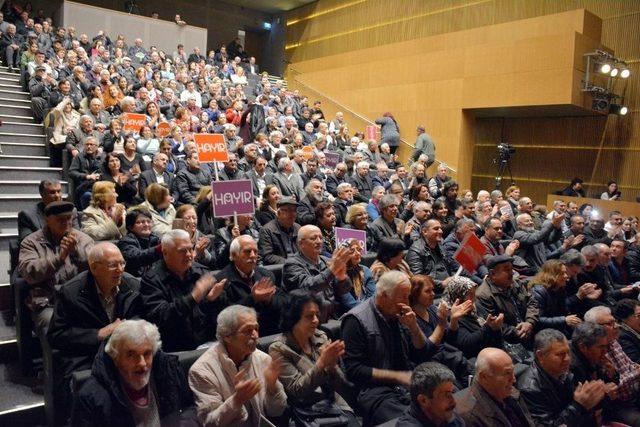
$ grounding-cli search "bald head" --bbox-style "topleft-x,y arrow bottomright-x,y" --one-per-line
475,348 -> 515,402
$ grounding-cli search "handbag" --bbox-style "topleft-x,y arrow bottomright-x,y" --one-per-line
291,398 -> 351,427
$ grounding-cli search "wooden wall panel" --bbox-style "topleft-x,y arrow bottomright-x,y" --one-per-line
286,1 -> 639,204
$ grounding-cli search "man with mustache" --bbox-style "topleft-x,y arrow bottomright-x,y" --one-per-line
189,305 -> 287,426
518,328 -> 606,426
513,212 -> 565,273
398,362 -> 464,426
72,320 -> 198,425
296,178 -> 326,226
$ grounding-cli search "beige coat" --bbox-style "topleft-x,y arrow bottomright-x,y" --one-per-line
140,200 -> 176,237
81,205 -> 126,241
188,342 -> 287,427
18,227 -> 94,301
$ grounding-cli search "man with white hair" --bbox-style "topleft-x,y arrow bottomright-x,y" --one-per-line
296,178 -> 326,226
457,347 -> 534,426
141,230 -> 227,351
334,182 -> 353,226
139,152 -> 174,197
584,306 -> 640,423
214,236 -> 284,336
326,162 -> 349,197
283,225 -> 353,318
72,319 -> 198,425
341,270 -> 433,425
224,124 -> 244,154
350,161 -> 374,203
513,212 -> 565,272
189,305 -> 287,426
272,156 -> 305,201
48,242 -> 142,422
428,164 -> 450,199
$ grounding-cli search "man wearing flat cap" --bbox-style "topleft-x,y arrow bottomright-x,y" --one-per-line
475,255 -> 540,345
259,196 -> 301,265
18,201 -> 94,334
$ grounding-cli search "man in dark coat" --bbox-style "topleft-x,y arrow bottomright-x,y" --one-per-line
215,236 -> 285,336
174,151 -> 212,205
140,229 -> 226,352
138,152 -> 174,198
457,348 -> 535,427
518,329 -> 604,427
614,299 -> 640,363
349,161 -> 374,203
71,320 -> 198,426
47,242 -> 142,423
513,212 -> 565,273
259,197 -> 301,265
475,255 -> 539,345
406,219 -> 454,291
369,194 -> 406,251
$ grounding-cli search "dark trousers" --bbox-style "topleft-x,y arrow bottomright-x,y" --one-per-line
358,386 -> 410,426
5,45 -> 18,67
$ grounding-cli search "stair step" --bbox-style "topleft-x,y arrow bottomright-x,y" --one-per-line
0,228 -> 17,238
0,166 -> 62,181
0,90 -> 29,101
0,133 -> 45,144
0,104 -> 32,117
0,194 -> 67,212
0,114 -> 34,123
0,155 -> 50,167
0,122 -> 43,135
0,212 -> 18,231
0,97 -> 30,105
0,180 -> 68,194
0,142 -> 47,156
0,76 -> 20,85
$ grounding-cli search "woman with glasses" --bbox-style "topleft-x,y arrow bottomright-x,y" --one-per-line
117,208 -> 162,277
344,203 -> 375,251
269,290 -> 359,427
337,239 -> 376,313
174,204 -> 217,269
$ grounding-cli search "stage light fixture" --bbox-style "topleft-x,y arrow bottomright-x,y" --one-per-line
592,96 -> 610,113
610,104 -> 628,116
599,62 -> 612,74
620,68 -> 630,78
610,67 -> 619,77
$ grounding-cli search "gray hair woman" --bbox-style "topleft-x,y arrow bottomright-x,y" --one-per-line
443,276 -> 505,359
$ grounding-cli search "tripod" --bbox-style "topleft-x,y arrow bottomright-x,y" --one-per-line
494,157 -> 514,189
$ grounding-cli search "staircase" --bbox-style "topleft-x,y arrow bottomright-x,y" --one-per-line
0,66 -> 55,424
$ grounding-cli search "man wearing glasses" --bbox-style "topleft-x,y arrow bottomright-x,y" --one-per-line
47,241 -> 142,422
584,306 -> 640,425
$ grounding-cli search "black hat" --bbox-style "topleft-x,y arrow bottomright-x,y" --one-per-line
277,196 -> 299,208
44,201 -> 75,217
485,254 -> 514,270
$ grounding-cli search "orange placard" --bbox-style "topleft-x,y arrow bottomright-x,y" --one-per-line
302,145 -> 315,160
122,113 -> 147,133
156,122 -> 171,138
194,133 -> 229,163
365,125 -> 378,141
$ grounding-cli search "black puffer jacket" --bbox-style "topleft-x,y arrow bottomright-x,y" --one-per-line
71,345 -> 197,427
117,232 -> 162,277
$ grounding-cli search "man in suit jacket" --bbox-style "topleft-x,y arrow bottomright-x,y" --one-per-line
326,163 -> 348,197
272,157 -> 305,201
259,197 -> 301,265
244,56 -> 260,75
350,161 -> 374,203
245,156 -> 273,199
18,179 -> 79,242
139,152 -> 174,198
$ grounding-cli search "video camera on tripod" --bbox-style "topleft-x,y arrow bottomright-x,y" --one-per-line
497,143 -> 516,161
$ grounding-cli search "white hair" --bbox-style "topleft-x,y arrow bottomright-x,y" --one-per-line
336,182 -> 352,193
105,319 -> 162,360
161,229 -> 190,248
88,241 -> 119,264
229,235 -> 254,260
216,305 -> 257,342
584,306 -> 611,323
357,161 -> 370,170
376,270 -> 409,296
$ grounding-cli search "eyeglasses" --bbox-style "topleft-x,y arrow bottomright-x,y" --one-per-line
96,260 -> 126,270
598,320 -> 618,328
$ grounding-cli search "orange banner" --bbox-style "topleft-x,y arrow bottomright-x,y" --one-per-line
194,133 -> 229,163
156,122 -> 171,138
122,113 -> 147,133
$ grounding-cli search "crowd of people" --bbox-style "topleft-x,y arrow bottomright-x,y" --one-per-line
4,3 -> 640,427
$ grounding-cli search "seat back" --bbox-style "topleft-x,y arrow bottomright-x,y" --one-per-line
361,253 -> 377,267
257,333 -> 282,353
262,264 -> 283,287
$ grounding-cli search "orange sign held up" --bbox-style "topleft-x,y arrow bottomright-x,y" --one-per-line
122,113 -> 147,133
156,122 -> 171,138
301,145 -> 315,160
365,125 -> 378,141
194,133 -> 229,163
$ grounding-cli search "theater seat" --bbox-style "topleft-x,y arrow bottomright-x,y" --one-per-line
257,333 -> 282,353
319,319 -> 342,340
262,264 -> 283,287
361,253 -> 377,267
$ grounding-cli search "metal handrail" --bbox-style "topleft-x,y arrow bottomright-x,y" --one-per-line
286,65 -> 456,173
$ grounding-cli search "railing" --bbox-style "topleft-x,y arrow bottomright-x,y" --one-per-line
286,65 -> 457,173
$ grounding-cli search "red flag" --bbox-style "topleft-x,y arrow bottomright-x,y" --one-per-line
453,233 -> 486,273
